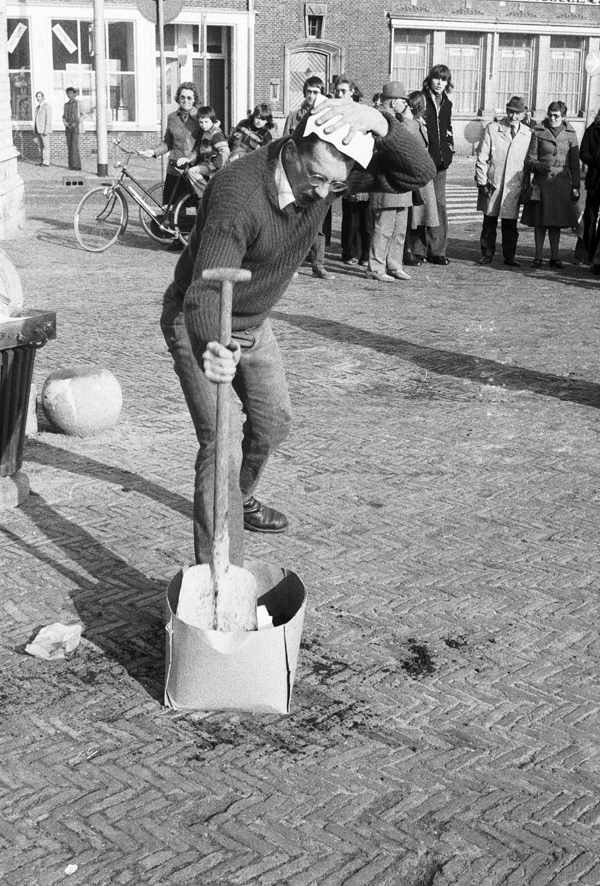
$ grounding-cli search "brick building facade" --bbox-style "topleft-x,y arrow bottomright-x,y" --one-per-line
252,0 -> 600,149
4,0 -> 600,173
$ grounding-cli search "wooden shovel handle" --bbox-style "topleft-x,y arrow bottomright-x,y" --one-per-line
201,268 -> 252,576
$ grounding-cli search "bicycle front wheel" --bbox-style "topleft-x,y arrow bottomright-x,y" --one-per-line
74,186 -> 127,252
140,182 -> 177,243
173,193 -> 198,245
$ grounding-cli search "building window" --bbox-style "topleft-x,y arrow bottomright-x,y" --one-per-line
549,36 -> 584,117
497,35 -> 534,111
52,19 -> 137,124
392,30 -> 430,93
107,23 -> 136,122
304,4 -> 326,40
445,32 -> 482,115
206,26 -> 223,55
7,18 -> 32,121
52,19 -> 94,121
307,16 -> 323,39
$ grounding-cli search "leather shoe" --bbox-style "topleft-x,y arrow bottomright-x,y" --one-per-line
503,258 -> 520,266
388,267 -> 411,280
243,496 -> 288,533
404,255 -> 423,266
366,270 -> 394,282
312,268 -> 336,280
479,256 -> 493,265
427,256 -> 450,265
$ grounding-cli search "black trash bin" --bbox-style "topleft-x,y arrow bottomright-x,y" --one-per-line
0,310 -> 56,478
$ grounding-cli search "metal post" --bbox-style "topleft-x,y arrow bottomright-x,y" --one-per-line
248,0 -> 255,114
584,74 -> 592,129
93,0 -> 109,177
158,0 -> 167,181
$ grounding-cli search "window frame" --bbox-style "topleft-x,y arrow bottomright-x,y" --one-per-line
7,17 -> 33,123
392,29 -> 431,94
51,17 -> 138,125
445,31 -> 484,116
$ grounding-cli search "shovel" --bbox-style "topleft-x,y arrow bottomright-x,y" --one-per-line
176,267 -> 259,632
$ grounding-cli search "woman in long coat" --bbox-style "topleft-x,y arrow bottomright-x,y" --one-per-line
580,109 -> 600,267
522,101 -> 581,268
404,91 -> 439,266
474,95 -> 533,266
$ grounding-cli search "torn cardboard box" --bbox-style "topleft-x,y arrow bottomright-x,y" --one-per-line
165,559 -> 306,714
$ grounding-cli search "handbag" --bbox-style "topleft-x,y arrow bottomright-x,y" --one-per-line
519,172 -> 541,204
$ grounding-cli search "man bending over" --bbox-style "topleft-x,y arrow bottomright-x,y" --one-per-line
161,98 -> 436,565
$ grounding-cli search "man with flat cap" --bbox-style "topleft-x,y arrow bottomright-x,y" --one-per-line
161,96 -> 435,566
475,95 -> 533,266
367,81 -> 414,283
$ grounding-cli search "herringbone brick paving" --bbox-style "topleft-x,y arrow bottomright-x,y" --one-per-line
1,157 -> 600,884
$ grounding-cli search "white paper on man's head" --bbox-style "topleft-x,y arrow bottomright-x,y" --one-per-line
303,98 -> 375,169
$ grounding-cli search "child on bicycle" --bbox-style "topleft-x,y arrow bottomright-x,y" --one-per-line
186,106 -> 230,198
229,103 -> 275,161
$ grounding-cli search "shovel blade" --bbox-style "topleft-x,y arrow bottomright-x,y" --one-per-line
215,564 -> 259,632
176,564 -> 216,630
176,562 -> 258,632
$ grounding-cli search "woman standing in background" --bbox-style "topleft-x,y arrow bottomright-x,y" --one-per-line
522,101 -> 580,269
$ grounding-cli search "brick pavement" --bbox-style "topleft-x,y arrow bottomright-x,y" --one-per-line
1,155 -> 600,885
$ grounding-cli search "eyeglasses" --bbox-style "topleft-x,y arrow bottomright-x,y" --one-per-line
295,147 -> 348,193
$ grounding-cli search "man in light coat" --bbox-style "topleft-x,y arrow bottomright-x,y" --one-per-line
475,95 -> 533,266
367,80 -> 413,282
34,91 -> 52,167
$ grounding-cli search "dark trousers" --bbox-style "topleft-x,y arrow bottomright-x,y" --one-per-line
413,168 -> 448,258
65,127 -> 81,170
341,199 -> 371,262
162,170 -> 189,207
308,207 -> 333,270
161,285 -> 292,566
480,215 -> 519,260
583,185 -> 600,261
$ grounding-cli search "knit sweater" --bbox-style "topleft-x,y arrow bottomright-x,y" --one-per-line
172,113 -> 436,358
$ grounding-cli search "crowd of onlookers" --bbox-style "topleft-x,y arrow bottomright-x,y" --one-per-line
35,69 -> 600,274
145,64 -> 600,277
284,65 -> 600,280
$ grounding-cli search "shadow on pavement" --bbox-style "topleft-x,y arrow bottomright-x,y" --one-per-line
273,310 -> 600,408
5,438 -> 195,701
25,438 -> 193,520
1,495 -> 166,701
29,214 -> 183,254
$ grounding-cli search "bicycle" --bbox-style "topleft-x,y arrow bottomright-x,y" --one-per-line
73,139 -> 198,252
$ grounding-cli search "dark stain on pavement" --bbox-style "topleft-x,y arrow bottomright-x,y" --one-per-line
401,639 -> 436,678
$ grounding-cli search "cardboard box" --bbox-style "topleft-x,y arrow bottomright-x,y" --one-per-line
164,560 -> 306,714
